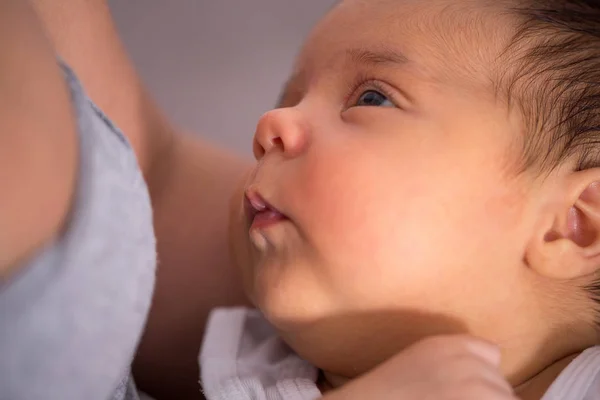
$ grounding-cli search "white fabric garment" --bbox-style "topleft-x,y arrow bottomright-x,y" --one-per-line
200,307 -> 600,400
542,346 -> 600,400
199,308 -> 320,400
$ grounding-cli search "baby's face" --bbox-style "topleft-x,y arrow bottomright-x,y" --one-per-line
232,0 -> 538,377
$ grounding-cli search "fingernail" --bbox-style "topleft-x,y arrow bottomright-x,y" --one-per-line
469,340 -> 501,366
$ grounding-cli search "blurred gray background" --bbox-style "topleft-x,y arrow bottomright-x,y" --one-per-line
108,0 -> 335,155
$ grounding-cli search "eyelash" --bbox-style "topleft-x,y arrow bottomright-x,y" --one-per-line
343,73 -> 401,109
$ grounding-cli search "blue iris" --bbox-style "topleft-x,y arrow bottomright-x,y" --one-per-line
356,90 -> 394,107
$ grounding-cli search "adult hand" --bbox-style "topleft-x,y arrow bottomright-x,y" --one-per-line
324,335 -> 517,400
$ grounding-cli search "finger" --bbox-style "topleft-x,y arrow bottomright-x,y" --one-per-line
416,335 -> 502,367
460,336 -> 502,367
470,370 -> 515,395
447,356 -> 514,395
446,380 -> 517,400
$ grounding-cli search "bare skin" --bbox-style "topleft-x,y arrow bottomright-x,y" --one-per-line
0,1 -> 519,399
231,1 -> 599,398
0,0 -> 77,278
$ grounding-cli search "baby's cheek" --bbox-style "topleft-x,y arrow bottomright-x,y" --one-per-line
450,180 -> 528,261
317,213 -> 434,300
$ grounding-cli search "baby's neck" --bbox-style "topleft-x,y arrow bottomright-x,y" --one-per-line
516,352 -> 580,400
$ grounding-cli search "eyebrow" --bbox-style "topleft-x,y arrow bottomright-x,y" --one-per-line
275,47 -> 412,108
346,47 -> 410,67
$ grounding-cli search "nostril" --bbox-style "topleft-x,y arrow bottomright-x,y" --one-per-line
271,137 -> 284,149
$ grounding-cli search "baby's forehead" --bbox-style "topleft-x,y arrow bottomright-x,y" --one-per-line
293,0 -> 515,91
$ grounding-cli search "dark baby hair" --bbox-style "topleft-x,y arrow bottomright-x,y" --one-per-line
502,0 -> 600,171
501,0 -> 600,324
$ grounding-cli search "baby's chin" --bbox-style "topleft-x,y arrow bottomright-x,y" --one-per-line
269,306 -> 470,379
271,310 -> 398,378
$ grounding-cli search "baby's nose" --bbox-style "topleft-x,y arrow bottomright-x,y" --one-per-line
253,107 -> 310,160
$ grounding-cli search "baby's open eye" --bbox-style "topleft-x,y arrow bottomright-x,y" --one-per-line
355,90 -> 395,107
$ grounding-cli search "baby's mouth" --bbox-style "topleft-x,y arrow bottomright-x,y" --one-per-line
244,190 -> 288,231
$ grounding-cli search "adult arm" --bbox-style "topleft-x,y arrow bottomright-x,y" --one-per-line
0,0 -> 77,279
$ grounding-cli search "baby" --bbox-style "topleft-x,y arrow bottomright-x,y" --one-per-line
201,0 -> 600,399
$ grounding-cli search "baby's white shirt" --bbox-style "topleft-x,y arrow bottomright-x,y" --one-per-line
542,345 -> 600,399
200,308 -> 320,400
199,307 -> 600,400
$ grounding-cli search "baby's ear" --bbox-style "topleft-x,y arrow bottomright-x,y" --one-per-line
527,169 -> 600,280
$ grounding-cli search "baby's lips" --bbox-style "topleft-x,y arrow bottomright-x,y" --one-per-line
244,189 -> 288,226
